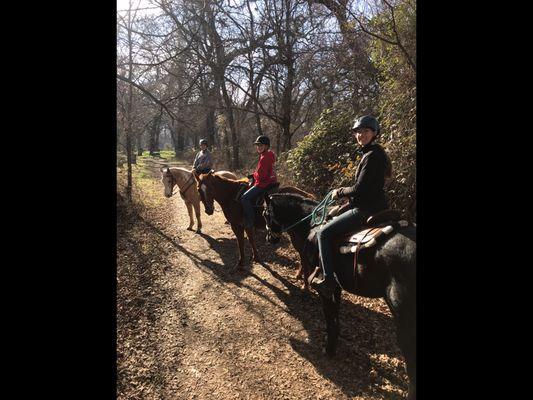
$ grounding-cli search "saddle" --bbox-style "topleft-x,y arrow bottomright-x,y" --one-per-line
233,181 -> 281,206
336,209 -> 408,254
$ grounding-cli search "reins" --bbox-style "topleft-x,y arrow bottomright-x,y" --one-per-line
274,191 -> 337,233
169,172 -> 195,197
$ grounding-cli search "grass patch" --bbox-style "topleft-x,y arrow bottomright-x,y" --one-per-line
117,160 -> 166,208
140,150 -> 176,159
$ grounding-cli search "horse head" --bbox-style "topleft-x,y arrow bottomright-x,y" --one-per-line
160,166 -> 175,198
264,193 -> 319,244
195,171 -> 215,215
263,194 -> 284,244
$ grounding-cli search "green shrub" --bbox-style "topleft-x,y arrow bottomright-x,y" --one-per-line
285,108 -> 361,197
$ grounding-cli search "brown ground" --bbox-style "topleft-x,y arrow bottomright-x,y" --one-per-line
117,159 -> 408,400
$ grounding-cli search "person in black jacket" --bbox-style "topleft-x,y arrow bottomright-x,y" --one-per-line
313,115 -> 392,299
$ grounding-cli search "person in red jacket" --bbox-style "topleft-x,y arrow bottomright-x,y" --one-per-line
241,135 -> 277,229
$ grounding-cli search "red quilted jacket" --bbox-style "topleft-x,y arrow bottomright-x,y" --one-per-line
253,150 -> 277,188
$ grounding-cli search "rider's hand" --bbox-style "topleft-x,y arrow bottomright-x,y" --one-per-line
331,189 -> 340,200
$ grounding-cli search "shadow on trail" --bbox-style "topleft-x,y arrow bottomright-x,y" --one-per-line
117,205 -> 186,395
250,258 -> 407,398
136,210 -> 407,397
138,215 -> 258,286
197,230 -> 295,278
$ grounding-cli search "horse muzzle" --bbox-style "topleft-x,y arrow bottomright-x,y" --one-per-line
205,207 -> 214,215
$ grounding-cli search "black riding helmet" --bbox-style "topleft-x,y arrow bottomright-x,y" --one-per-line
199,138 -> 208,146
352,115 -> 380,134
253,135 -> 270,146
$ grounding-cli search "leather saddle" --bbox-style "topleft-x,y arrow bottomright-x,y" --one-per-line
337,209 -> 408,254
233,178 -> 280,206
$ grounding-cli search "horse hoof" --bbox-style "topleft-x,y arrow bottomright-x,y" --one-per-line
195,229 -> 201,234
186,227 -> 194,231
232,264 -> 245,272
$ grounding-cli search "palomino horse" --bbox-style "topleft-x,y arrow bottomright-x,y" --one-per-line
160,167 -> 237,233
264,193 -> 417,400
193,171 -> 315,270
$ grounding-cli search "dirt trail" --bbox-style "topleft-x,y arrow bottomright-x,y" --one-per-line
117,159 -> 408,399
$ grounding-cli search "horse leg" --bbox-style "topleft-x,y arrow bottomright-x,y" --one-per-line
230,224 -> 246,270
244,227 -> 261,262
322,286 -> 342,357
290,235 -> 307,289
385,282 -> 416,400
297,253 -> 311,291
193,201 -> 202,233
397,307 -> 416,400
184,202 -> 194,231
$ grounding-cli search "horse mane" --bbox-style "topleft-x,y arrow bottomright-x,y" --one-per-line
167,166 -> 191,177
278,186 -> 316,200
270,192 -> 319,207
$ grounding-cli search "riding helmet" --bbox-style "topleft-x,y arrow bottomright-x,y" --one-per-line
351,116 -> 380,134
253,135 -> 270,146
199,138 -> 208,146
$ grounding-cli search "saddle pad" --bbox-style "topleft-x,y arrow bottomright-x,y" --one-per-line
339,220 -> 409,254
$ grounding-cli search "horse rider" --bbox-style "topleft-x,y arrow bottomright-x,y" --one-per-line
241,135 -> 277,229
313,115 -> 392,299
192,138 -> 214,174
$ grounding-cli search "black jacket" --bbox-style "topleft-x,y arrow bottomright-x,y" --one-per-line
337,143 -> 389,213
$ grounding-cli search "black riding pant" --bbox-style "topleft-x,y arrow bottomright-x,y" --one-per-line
317,208 -> 366,283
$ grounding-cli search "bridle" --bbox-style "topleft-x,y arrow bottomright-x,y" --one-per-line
165,171 -> 195,197
264,208 -> 284,240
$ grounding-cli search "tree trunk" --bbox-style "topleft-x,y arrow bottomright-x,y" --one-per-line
149,108 -> 163,155
219,78 -> 240,170
136,133 -> 143,156
177,124 -> 184,152
223,127 -> 231,168
206,107 -> 216,148
125,6 -> 134,200
169,118 -> 184,155
280,0 -> 295,153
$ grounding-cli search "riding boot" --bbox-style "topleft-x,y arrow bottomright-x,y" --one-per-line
312,276 -> 338,299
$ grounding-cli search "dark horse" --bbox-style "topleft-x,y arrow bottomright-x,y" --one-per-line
193,171 -> 315,271
264,193 -> 416,399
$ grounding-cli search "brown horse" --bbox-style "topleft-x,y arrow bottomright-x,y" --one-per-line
160,167 -> 237,233
193,170 -> 315,271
